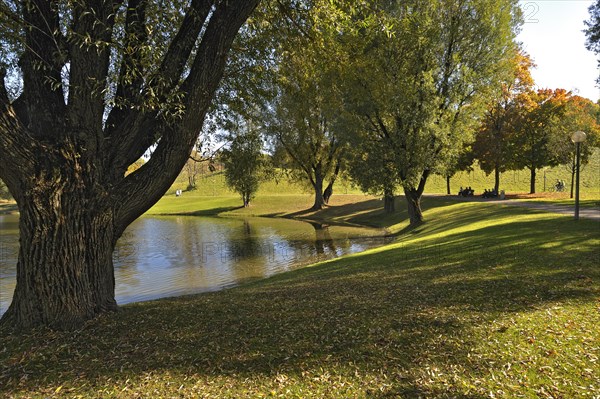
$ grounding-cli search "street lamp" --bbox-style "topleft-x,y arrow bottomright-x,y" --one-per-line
571,131 -> 587,221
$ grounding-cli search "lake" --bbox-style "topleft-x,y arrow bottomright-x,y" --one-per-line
0,214 -> 388,315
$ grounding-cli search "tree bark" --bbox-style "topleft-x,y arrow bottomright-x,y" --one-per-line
404,189 -> 423,225
494,166 -> 500,193
529,167 -> 536,194
312,171 -> 325,211
403,170 -> 430,225
2,175 -> 117,330
383,187 -> 395,213
446,175 -> 451,195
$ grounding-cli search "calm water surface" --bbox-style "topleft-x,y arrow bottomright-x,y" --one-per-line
0,214 -> 388,315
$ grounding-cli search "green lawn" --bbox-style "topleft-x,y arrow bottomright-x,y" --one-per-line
2,198 -> 598,398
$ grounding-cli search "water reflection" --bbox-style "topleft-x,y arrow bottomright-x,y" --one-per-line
0,215 -> 388,315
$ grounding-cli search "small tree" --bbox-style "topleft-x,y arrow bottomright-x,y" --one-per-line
346,133 -> 400,213
185,133 -> 219,191
222,127 -> 264,207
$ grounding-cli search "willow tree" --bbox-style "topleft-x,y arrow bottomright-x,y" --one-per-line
511,88 -> 570,194
339,0 -> 521,225
262,4 -> 347,211
0,0 -> 260,330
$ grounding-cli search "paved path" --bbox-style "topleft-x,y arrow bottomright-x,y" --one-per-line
437,195 -> 600,221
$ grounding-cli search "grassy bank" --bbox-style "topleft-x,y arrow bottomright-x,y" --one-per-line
167,149 -> 600,199
147,193 -> 403,225
1,198 -> 599,398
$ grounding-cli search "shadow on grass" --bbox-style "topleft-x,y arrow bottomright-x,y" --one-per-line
271,196 -> 414,228
1,205 -> 598,397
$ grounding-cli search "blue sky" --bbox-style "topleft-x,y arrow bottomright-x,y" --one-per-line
517,0 -> 599,101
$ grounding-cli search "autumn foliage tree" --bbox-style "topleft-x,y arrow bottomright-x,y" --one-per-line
551,96 -> 600,197
0,0 -> 260,329
511,88 -> 571,194
473,51 -> 535,193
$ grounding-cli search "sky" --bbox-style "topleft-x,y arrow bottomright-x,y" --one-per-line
516,0 -> 599,101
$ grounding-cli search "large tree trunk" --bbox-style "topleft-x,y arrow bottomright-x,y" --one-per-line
529,167 -> 536,194
2,182 -> 117,330
404,188 -> 423,225
446,175 -> 451,195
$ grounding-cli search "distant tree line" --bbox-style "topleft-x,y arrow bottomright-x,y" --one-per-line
216,0 -> 599,213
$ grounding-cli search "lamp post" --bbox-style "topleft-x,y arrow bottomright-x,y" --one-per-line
571,131 -> 587,221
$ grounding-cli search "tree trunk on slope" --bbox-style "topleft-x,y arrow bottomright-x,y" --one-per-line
403,170 -> 430,226
446,175 -> 451,195
404,189 -> 423,225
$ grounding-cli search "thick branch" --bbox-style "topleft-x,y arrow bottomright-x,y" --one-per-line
103,0 -> 148,131
67,0 -> 117,141
0,101 -> 40,200
105,0 -> 214,174
112,0 -> 260,238
19,0 -> 66,137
